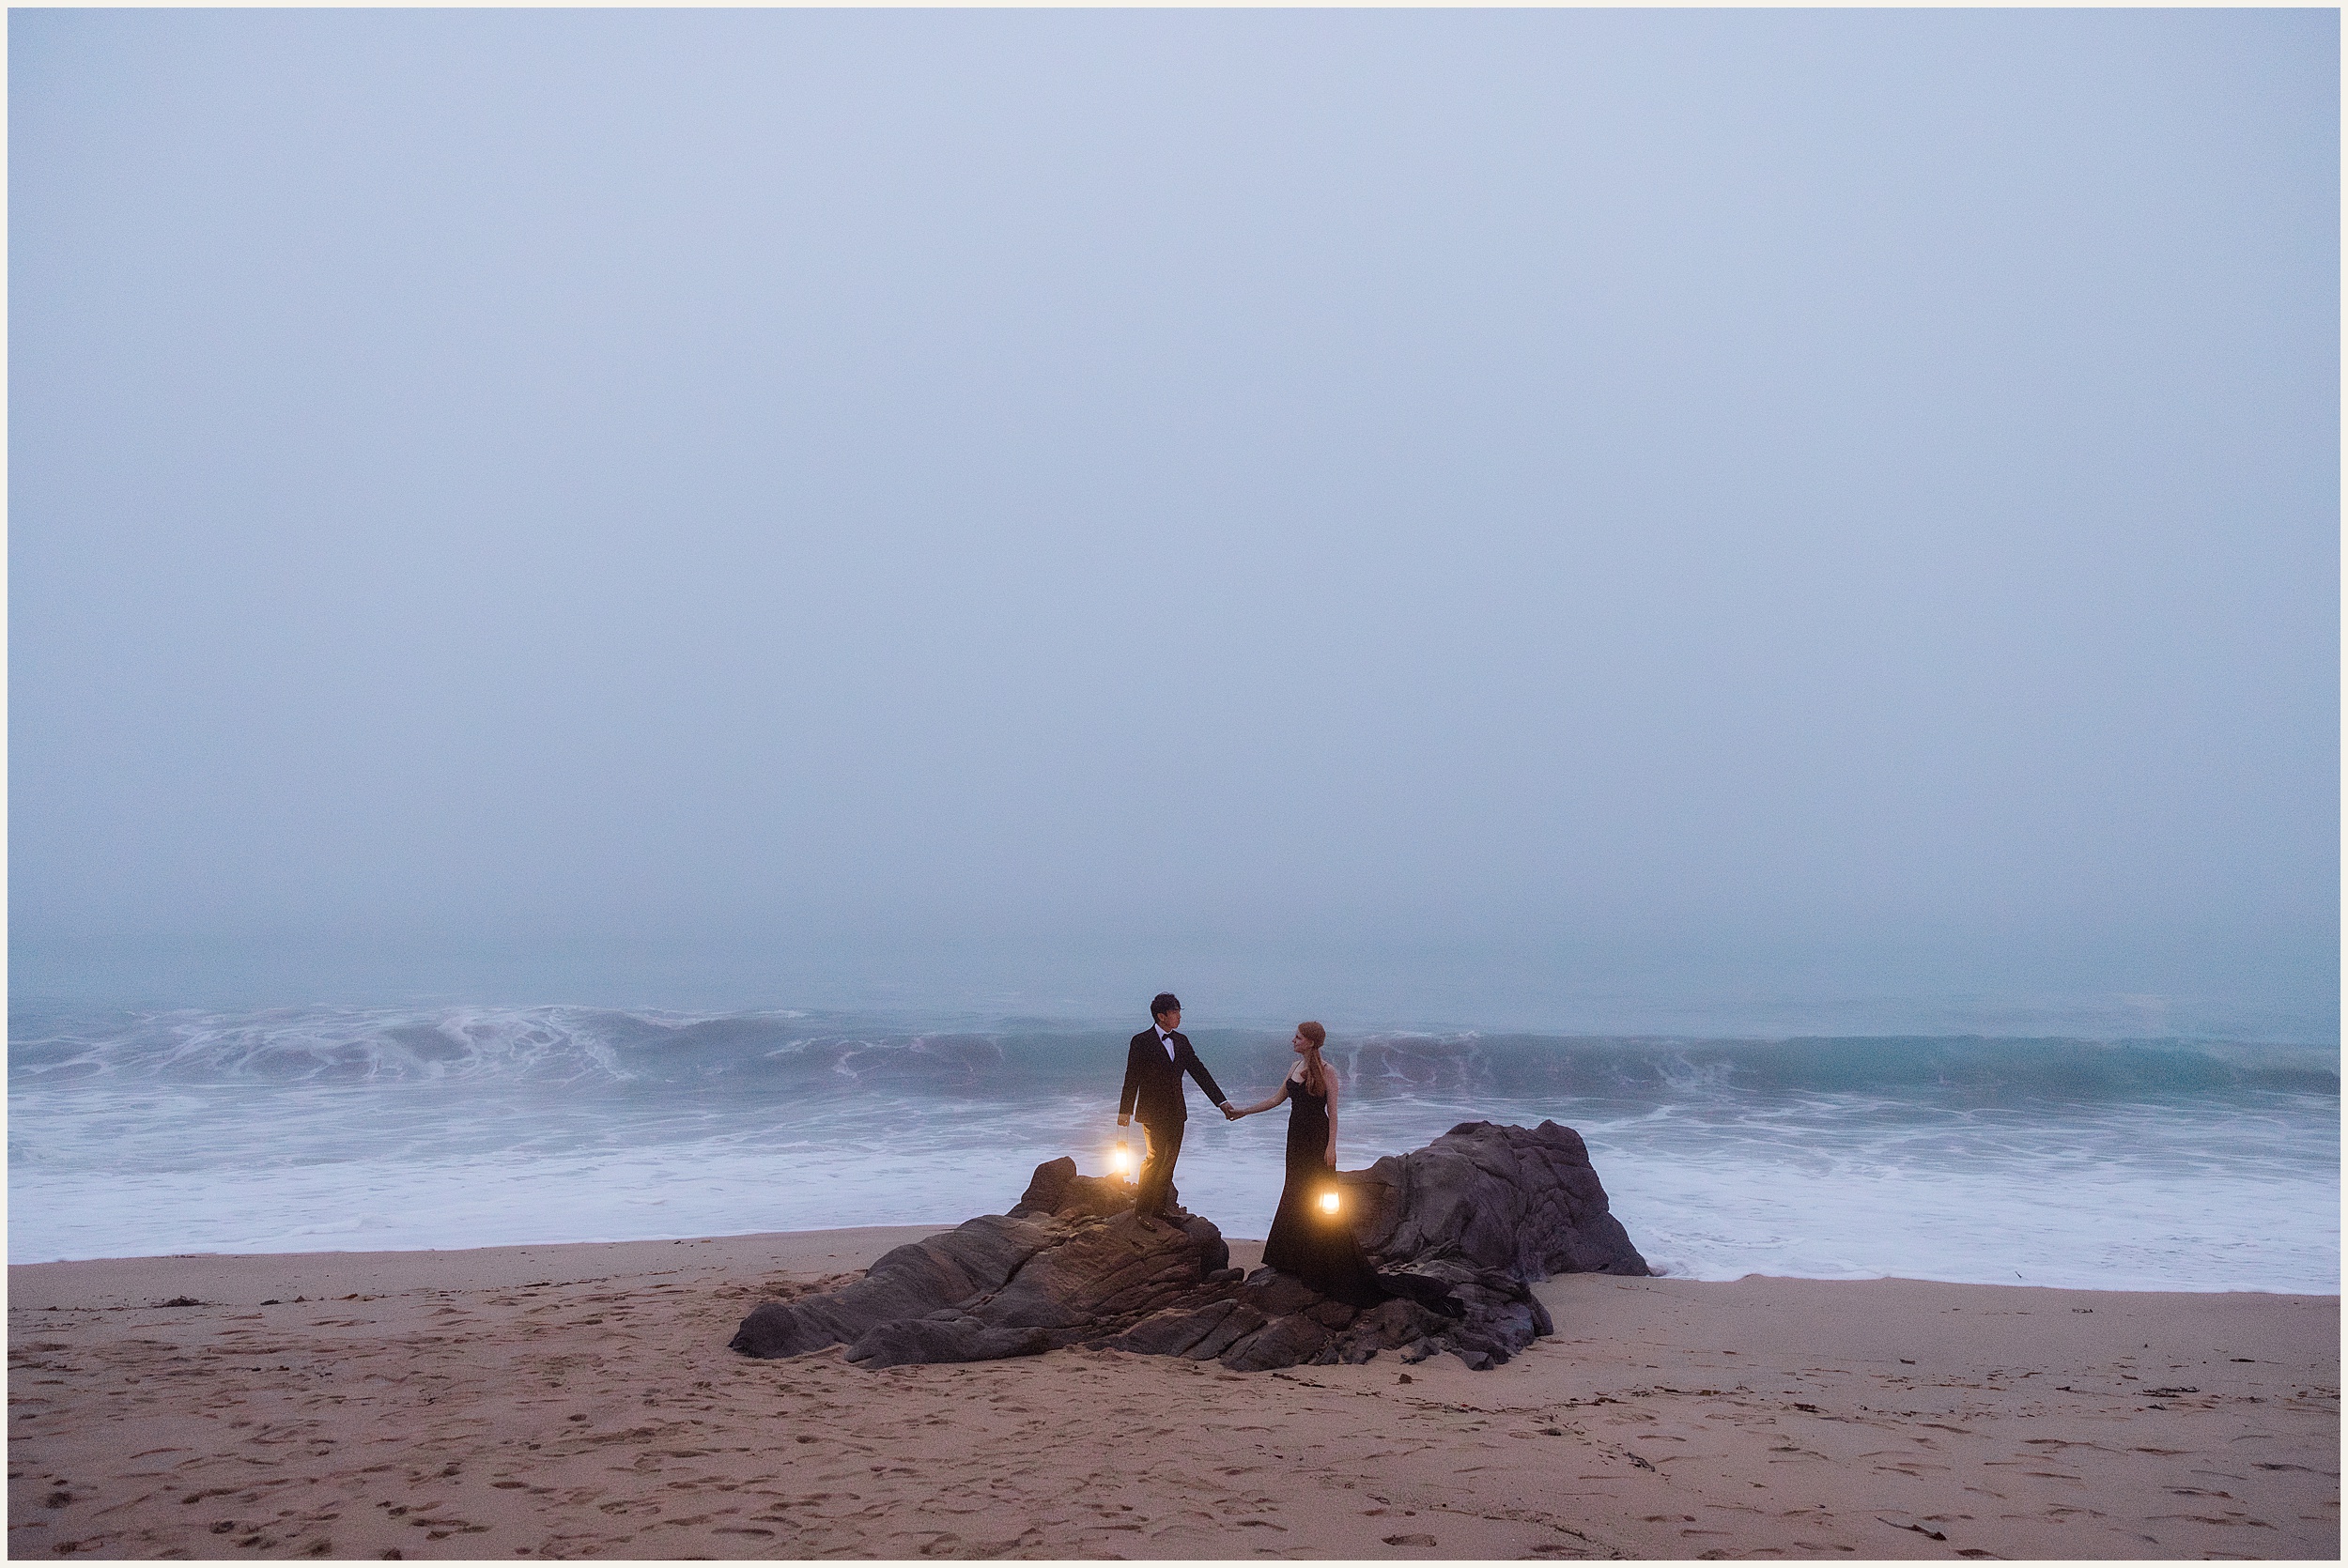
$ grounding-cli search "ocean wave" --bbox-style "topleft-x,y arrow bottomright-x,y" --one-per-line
8,1004 -> 2336,1105
4,1005 -> 1094,1096
1332,1032 -> 2340,1103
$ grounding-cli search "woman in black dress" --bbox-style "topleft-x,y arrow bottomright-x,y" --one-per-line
1230,1022 -> 1389,1307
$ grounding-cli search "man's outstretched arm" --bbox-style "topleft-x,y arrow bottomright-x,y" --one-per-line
1184,1051 -> 1233,1116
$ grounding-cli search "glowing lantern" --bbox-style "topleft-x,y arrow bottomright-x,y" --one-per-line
1109,1141 -> 1136,1183
1318,1189 -> 1341,1216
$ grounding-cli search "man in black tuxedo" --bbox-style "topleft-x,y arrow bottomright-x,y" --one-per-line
1118,992 -> 1238,1222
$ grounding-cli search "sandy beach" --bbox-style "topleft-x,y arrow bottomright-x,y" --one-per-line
8,1230 -> 2336,1560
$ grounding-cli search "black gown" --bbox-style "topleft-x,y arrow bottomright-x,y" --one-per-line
1259,1072 -> 1390,1308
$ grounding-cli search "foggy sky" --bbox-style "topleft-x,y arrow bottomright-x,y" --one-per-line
10,9 -> 2339,1029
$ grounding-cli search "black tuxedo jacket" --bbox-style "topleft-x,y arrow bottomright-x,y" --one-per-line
1120,1028 -> 1228,1127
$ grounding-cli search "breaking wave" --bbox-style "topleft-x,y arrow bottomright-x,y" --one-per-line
10,1003 -> 2335,1284
8,1003 -> 2336,1104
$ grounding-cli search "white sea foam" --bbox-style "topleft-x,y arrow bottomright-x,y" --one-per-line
8,1005 -> 2337,1290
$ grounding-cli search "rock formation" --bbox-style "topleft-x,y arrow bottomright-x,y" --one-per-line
729,1118 -> 1645,1374
1344,1119 -> 1649,1279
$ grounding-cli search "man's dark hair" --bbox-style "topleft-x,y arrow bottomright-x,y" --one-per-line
1151,992 -> 1182,1019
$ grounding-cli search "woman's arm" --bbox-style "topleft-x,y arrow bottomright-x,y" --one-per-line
1322,1075 -> 1339,1166
1231,1079 -> 1291,1117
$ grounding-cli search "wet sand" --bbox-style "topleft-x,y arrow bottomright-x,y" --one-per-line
8,1230 -> 2337,1559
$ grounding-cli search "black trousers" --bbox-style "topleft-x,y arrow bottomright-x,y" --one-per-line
1135,1118 -> 1185,1217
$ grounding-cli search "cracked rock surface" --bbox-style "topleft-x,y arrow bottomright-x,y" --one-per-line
729,1119 -> 1645,1373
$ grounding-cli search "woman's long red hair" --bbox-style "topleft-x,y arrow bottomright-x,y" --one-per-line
1297,1021 -> 1328,1096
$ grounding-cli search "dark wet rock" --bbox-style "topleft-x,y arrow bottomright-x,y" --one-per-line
1105,1299 -> 1237,1357
1374,1266 -> 1470,1320
732,1197 -> 1226,1363
1220,1312 -> 1332,1372
1340,1297 -> 1453,1353
1345,1119 -> 1649,1280
1367,1255 -> 1560,1363
1014,1157 -> 1148,1222
730,1119 -> 1645,1375
1182,1302 -> 1266,1360
728,1213 -> 1057,1359
1236,1268 -> 1320,1319
1012,1163 -> 1231,1279
846,1315 -> 1050,1369
1305,1299 -> 1357,1330
984,1221 -> 1209,1329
